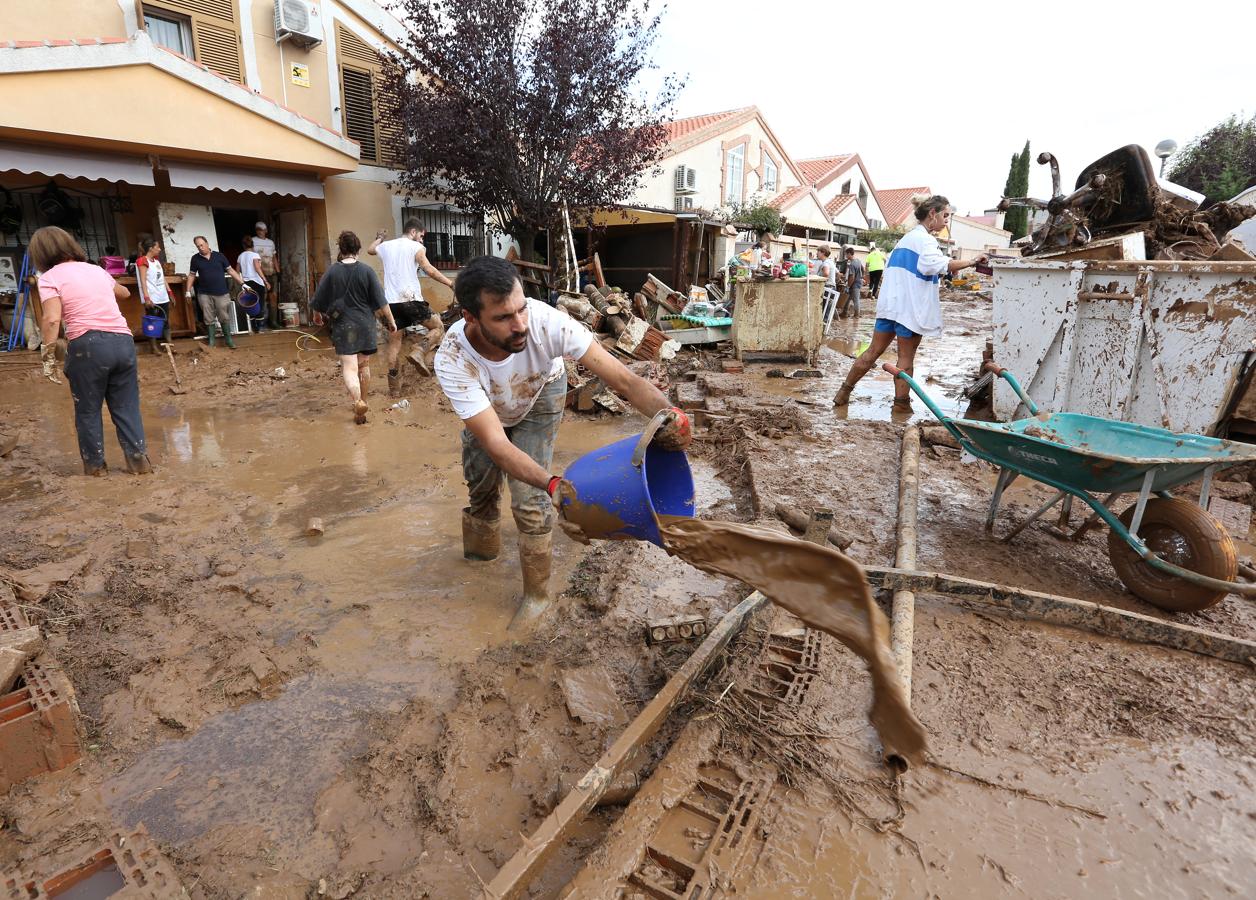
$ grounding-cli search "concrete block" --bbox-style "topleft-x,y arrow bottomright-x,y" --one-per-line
673,382 -> 706,411
696,373 -> 742,398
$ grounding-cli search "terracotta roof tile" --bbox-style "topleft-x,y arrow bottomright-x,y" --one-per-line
876,186 -> 932,227
824,193 -> 856,217
98,37 -> 127,44
796,154 -> 853,185
664,107 -> 752,143
767,185 -> 809,211
12,41 -> 45,48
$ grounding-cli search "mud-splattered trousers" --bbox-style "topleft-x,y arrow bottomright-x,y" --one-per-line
196,292 -> 235,337
63,330 -> 148,470
461,373 -> 566,535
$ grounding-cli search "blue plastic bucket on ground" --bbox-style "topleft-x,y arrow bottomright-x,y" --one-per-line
140,314 -> 165,338
236,287 -> 262,316
561,432 -> 695,546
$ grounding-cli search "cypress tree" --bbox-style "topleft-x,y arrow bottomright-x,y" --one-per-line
1003,140 -> 1031,240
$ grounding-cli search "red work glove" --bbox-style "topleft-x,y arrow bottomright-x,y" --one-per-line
653,407 -> 691,451
547,476 -> 589,544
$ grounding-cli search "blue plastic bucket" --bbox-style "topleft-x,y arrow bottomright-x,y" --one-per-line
140,314 -> 165,338
561,433 -> 695,546
236,287 -> 262,316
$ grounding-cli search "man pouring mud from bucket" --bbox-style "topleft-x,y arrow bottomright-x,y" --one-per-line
434,256 -> 691,626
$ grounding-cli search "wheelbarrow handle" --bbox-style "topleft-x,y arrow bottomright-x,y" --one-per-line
982,362 -> 1040,416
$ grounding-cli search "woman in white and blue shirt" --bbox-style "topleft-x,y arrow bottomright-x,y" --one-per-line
833,195 -> 987,410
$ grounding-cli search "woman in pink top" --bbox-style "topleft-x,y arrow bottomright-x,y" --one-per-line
33,226 -> 151,476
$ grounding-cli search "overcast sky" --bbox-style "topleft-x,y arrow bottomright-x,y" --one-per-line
643,0 -> 1255,215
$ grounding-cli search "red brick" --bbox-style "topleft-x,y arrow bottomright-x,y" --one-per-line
3,825 -> 183,898
0,657 -> 80,793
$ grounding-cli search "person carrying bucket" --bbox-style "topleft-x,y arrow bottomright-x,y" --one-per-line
134,238 -> 169,355
434,255 -> 691,628
236,236 -> 271,333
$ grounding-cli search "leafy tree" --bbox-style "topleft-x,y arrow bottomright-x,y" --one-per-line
723,201 -> 783,238
860,225 -> 907,249
1167,114 -> 1256,202
385,0 -> 682,261
1001,140 -> 1031,240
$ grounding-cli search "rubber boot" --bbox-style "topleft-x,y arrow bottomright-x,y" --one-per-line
388,369 -> 401,398
222,322 -> 236,349
206,323 -> 216,348
125,454 -> 153,475
406,347 -> 432,377
833,379 -> 856,407
462,509 -> 501,561
509,530 -> 552,630
83,462 -> 107,477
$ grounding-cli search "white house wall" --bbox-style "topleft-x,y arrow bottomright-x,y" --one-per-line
634,118 -> 799,212
813,162 -> 887,228
950,218 -> 1011,258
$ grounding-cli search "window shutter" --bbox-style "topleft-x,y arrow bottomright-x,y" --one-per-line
146,0 -> 242,83
336,24 -> 403,167
194,20 -> 242,82
341,67 -> 378,163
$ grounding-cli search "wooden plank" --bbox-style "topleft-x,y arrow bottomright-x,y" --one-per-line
863,566 -> 1256,667
484,590 -> 770,899
592,252 -> 606,289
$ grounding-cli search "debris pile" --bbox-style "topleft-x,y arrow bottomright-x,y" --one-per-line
1001,145 -> 1256,260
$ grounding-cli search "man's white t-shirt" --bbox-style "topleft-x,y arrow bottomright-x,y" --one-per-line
377,237 -> 425,304
435,299 -> 594,427
252,236 -> 277,273
238,250 -> 264,284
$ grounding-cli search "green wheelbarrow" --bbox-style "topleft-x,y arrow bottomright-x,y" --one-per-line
883,361 -> 1256,612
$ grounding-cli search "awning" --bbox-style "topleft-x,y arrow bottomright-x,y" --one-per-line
0,140 -> 154,186
164,161 -> 324,199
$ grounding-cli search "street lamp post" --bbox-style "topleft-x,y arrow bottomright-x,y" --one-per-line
1155,138 -> 1178,178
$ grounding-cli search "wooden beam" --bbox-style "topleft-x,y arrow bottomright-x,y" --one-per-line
892,427 -> 920,697
864,566 -> 1256,667
484,590 -> 770,899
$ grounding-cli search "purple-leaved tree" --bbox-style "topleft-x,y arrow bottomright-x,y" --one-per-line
384,0 -> 682,262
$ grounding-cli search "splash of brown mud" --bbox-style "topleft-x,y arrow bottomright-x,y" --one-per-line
655,515 -> 927,765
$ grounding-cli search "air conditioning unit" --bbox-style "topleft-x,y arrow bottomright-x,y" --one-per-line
275,0 -> 323,48
673,165 -> 698,194
674,195 -> 694,212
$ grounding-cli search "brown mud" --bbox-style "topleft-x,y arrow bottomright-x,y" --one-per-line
655,515 -> 925,764
0,302 -> 1253,897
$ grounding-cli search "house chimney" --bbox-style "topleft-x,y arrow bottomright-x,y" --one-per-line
985,208 -> 1006,230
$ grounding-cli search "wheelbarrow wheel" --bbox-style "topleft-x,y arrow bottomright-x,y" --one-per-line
1107,498 -> 1236,612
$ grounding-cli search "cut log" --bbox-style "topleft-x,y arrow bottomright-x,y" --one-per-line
773,503 -> 855,550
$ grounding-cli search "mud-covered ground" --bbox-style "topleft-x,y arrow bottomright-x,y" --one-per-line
1,298 -> 1253,897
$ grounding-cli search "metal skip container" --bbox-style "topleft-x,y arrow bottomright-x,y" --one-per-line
991,259 -> 1256,436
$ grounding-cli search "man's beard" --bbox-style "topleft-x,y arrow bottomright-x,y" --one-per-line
488,329 -> 528,354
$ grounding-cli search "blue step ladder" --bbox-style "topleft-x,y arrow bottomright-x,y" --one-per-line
4,251 -> 32,352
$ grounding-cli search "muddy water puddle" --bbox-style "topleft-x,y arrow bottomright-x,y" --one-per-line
101,673 -> 419,852
746,737 -> 1254,898
745,302 -> 990,425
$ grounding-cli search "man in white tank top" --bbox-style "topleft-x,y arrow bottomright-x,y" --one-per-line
368,219 -> 454,396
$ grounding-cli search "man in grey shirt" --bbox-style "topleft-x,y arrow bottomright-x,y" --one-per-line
843,246 -> 866,318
